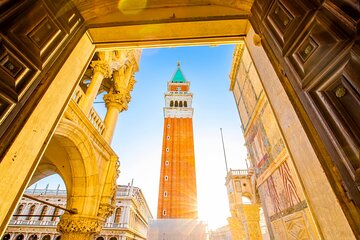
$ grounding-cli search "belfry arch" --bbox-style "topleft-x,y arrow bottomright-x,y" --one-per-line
0,0 -> 358,239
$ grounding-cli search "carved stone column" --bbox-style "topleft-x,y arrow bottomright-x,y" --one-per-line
80,61 -> 112,115
57,215 -> 103,240
243,204 -> 262,240
103,71 -> 136,143
103,91 -> 130,143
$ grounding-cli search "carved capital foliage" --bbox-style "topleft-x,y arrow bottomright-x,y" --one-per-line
128,76 -> 136,91
103,92 -> 131,112
90,61 -> 112,78
97,203 -> 115,219
57,216 -> 103,234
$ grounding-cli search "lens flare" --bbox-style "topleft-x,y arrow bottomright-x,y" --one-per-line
118,0 -> 147,15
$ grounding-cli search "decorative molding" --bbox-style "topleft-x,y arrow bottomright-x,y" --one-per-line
256,149 -> 287,187
57,216 -> 103,234
229,43 -> 245,91
164,108 -> 193,118
269,201 -> 307,222
103,92 -> 131,112
90,61 -> 112,78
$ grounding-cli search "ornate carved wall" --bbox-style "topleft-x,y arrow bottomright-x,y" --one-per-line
230,43 -> 320,239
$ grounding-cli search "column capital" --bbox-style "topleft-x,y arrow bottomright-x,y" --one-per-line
90,61 -> 112,78
97,203 -> 115,219
103,92 -> 131,112
57,215 -> 103,235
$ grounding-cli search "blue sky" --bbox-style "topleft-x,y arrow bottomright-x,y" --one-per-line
30,45 -> 248,230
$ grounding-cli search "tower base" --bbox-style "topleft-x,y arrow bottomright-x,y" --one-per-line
147,219 -> 207,240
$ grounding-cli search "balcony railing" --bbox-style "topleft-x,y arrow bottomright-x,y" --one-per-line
9,220 -> 58,226
229,169 -> 248,176
103,222 -> 128,229
72,86 -> 106,136
88,107 -> 105,135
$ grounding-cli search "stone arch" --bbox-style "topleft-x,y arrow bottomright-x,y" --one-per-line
29,118 -> 101,217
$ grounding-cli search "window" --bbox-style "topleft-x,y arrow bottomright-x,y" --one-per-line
170,100 -> 174,107
28,235 -> 37,240
165,176 -> 168,181
52,207 -> 59,221
39,206 -> 48,220
27,205 -> 36,220
2,234 -> 10,240
14,204 -> 24,220
164,191 -> 168,197
184,101 -> 187,107
114,208 -> 121,223
165,161 -> 169,166
42,235 -> 51,240
167,124 -> 170,128
167,136 -> 170,140
15,234 -> 24,240
175,101 -> 178,107
166,148 -> 169,152
163,210 -> 166,216
179,101 -> 183,107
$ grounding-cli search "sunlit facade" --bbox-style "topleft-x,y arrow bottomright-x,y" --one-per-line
3,185 -> 153,240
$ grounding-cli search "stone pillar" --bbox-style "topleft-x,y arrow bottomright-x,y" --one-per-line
80,61 -> 112,115
103,71 -> 136,143
57,215 -> 103,240
103,92 -> 129,143
243,204 -> 262,240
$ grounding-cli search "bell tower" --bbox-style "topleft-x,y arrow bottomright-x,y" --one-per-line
157,62 -> 198,219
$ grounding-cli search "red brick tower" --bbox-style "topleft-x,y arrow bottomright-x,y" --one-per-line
157,62 -> 198,219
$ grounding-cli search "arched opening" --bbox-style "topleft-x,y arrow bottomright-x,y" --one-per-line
184,101 -> 187,107
39,206 -> 48,220
14,204 -> 24,220
27,205 -> 36,220
109,237 -> 117,240
114,207 -> 121,223
16,235 -> 24,240
55,236 -> 61,240
96,237 -> 104,240
170,100 -> 174,107
42,235 -> 51,240
175,101 -> 178,107
179,101 -> 183,107
25,174 -> 66,224
28,235 -> 38,240
2,234 -> 10,240
242,196 -> 252,204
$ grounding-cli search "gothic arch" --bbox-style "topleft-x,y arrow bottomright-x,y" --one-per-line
30,118 -> 101,216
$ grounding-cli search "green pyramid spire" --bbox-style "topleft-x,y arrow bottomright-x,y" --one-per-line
171,61 -> 186,83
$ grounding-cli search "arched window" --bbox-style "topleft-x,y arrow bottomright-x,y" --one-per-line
109,238 -> 117,240
51,207 -> 59,221
27,205 -> 36,220
96,237 -> 104,240
184,101 -> 187,107
28,234 -> 38,240
170,100 -> 174,107
39,206 -> 48,220
55,236 -> 61,240
42,235 -> 50,240
16,234 -> 24,240
2,234 -> 11,240
14,204 -> 24,220
179,101 -> 183,107
114,208 -> 121,223
175,101 -> 178,107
